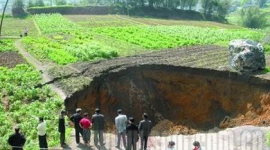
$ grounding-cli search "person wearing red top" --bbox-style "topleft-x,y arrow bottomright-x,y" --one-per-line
79,113 -> 92,146
193,141 -> 201,150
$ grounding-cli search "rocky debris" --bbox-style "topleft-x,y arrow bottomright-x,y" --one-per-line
229,39 -> 265,72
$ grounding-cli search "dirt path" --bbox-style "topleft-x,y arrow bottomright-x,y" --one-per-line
33,18 -> 42,35
15,40 -> 67,99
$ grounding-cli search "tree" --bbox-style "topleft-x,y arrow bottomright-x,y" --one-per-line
187,0 -> 199,10
180,0 -> 188,9
36,0 -> 45,6
12,0 -> 26,16
54,0 -> 67,5
257,0 -> 267,8
240,7 -> 267,28
28,0 -> 35,7
202,0 -> 214,14
215,0 -> 231,18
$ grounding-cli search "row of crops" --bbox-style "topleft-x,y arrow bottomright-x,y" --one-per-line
22,14 -> 118,65
93,26 -> 265,49
0,39 -> 16,52
0,64 -> 65,149
21,14 -> 267,65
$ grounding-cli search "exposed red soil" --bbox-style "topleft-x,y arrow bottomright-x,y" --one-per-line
62,45 -> 270,135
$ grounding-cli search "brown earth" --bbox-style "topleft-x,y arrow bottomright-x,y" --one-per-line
0,51 -> 27,67
57,45 -> 270,135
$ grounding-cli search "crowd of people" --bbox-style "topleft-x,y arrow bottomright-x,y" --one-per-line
7,107 -> 201,150
68,108 -> 153,150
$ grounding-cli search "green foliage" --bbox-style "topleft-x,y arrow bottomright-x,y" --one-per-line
0,39 -> 16,52
28,0 -> 35,7
22,14 -> 118,64
187,0 -> 199,10
263,67 -> 270,73
12,0 -> 27,16
1,16 -> 38,36
36,0 -> 45,7
215,0 -> 231,18
12,0 -> 24,9
93,26 -> 264,49
258,0 -> 267,8
0,64 -> 63,150
34,14 -> 79,34
54,0 -> 67,5
240,7 -> 268,29
264,44 -> 270,53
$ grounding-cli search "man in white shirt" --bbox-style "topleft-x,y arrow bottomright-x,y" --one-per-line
115,109 -> 127,149
37,117 -> 48,150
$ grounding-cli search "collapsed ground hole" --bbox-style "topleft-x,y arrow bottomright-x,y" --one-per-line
65,65 -> 270,135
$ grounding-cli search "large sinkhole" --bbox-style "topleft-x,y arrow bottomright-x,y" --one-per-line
65,65 -> 270,134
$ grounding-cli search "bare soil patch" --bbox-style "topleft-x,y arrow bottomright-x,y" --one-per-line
0,51 -> 27,67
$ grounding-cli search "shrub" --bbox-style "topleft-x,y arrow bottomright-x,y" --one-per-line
11,0 -> 27,16
240,7 -> 268,29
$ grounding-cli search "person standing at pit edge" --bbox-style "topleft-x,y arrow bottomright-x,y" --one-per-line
70,108 -> 83,144
126,117 -> 139,150
166,141 -> 175,150
138,113 -> 152,150
115,109 -> 127,149
193,141 -> 202,150
79,113 -> 92,146
92,108 -> 106,147
37,117 -> 48,150
8,127 -> 26,150
58,110 -> 67,147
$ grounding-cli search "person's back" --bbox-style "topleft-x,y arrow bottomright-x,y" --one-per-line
92,113 -> 105,130
71,112 -> 83,129
115,114 -> 127,132
126,123 -> 139,141
126,117 -> 139,150
8,127 -> 26,150
139,119 -> 152,136
80,117 -> 92,129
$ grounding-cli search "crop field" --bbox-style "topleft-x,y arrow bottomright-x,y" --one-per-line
0,39 -> 16,52
0,64 -> 64,149
1,16 -> 38,36
1,13 -> 270,149
65,15 -> 241,29
20,14 -> 267,65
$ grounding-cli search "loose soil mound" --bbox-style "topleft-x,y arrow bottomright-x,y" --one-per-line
0,52 -> 27,67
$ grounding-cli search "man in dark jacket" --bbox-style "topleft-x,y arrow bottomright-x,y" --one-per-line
138,113 -> 152,150
8,127 -> 26,150
92,108 -> 105,147
59,110 -> 66,147
70,108 -> 83,144
126,117 -> 139,150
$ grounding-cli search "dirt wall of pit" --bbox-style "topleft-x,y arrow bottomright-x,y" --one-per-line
65,65 -> 270,134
